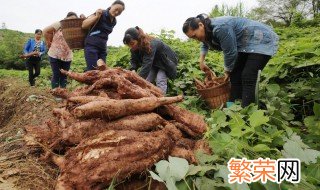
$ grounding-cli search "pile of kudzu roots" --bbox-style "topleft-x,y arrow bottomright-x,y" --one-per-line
24,67 -> 211,190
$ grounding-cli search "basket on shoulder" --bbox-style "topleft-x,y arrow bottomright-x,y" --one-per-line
194,64 -> 231,109
60,18 -> 87,50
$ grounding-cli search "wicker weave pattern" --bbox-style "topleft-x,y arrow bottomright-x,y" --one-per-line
60,18 -> 87,50
196,77 -> 231,109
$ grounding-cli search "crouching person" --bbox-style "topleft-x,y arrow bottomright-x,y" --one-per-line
123,26 -> 178,94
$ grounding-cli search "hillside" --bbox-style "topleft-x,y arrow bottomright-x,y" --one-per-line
0,29 -> 35,70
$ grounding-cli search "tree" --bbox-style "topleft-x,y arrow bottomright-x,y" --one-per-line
310,0 -> 320,17
209,3 -> 246,17
250,0 -> 314,26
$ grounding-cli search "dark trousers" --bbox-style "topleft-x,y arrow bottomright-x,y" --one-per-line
229,53 -> 271,107
49,57 -> 71,89
84,45 -> 107,71
26,60 -> 40,86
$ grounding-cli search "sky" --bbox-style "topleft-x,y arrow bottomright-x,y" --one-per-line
0,0 -> 258,46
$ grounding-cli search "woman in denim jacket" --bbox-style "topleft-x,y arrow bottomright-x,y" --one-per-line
123,26 -> 178,94
183,14 -> 279,107
21,29 -> 46,86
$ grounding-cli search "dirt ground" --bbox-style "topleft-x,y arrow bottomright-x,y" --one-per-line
0,78 -> 61,190
0,78 -> 167,190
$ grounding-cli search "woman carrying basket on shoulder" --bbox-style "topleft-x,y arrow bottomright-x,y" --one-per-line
43,12 -> 78,89
182,14 -> 279,107
82,0 -> 125,71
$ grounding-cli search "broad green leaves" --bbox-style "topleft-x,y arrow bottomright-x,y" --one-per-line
248,110 -> 270,128
282,133 -> 320,165
304,103 -> 320,136
149,156 -> 189,190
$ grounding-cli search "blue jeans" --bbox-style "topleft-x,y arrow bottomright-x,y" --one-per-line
49,57 -> 71,89
146,68 -> 168,94
84,45 -> 107,71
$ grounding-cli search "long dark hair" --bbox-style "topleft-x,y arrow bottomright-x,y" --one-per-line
123,26 -> 154,54
182,14 -> 213,42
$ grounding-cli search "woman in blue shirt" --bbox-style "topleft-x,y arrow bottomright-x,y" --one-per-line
82,0 -> 125,71
21,29 -> 46,86
183,14 -> 279,107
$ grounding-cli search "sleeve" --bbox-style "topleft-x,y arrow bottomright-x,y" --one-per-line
200,42 -> 209,55
139,42 -> 157,79
39,41 -> 46,56
214,25 -> 238,72
23,38 -> 31,54
129,51 -> 140,71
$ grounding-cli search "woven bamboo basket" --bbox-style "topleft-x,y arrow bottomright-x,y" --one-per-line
60,18 -> 87,50
196,77 -> 231,109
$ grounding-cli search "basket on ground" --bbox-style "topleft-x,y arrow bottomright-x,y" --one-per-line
60,18 -> 87,50
196,77 -> 231,109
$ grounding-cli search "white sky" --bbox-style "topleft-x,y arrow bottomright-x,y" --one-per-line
0,0 -> 258,46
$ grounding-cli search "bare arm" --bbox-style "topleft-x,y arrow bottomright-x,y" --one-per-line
82,9 -> 103,29
43,22 -> 58,49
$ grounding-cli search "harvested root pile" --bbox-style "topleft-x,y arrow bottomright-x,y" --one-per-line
24,67 -> 211,189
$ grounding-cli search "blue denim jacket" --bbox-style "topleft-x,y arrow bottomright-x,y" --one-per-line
23,38 -> 46,56
201,16 -> 279,72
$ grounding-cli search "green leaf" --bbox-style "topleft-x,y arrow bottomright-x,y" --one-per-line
248,110 -> 270,127
281,133 -> 320,165
229,112 -> 249,137
313,102 -> 320,119
168,156 -> 189,181
261,181 -> 281,190
149,171 -> 164,182
215,165 -> 250,190
252,144 -> 271,152
212,110 -> 227,123
194,177 -> 226,190
195,150 -> 220,165
187,164 -> 217,176
304,116 -> 320,136
266,84 -> 280,97
166,177 -> 178,190
155,160 -> 170,181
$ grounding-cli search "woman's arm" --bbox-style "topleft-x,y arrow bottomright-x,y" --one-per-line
129,51 -> 140,71
23,39 -> 31,54
43,22 -> 58,49
20,39 -> 39,58
199,43 -> 209,71
214,25 -> 238,72
140,42 -> 157,79
82,9 -> 102,30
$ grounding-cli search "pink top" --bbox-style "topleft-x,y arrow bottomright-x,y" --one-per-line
47,22 -> 73,61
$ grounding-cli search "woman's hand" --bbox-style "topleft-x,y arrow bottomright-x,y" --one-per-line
95,9 -> 103,17
199,62 -> 210,72
224,71 -> 231,82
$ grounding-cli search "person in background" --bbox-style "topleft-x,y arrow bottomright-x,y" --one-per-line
183,14 -> 279,107
82,0 -> 125,71
123,26 -> 178,94
21,29 -> 46,86
43,12 -> 78,89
